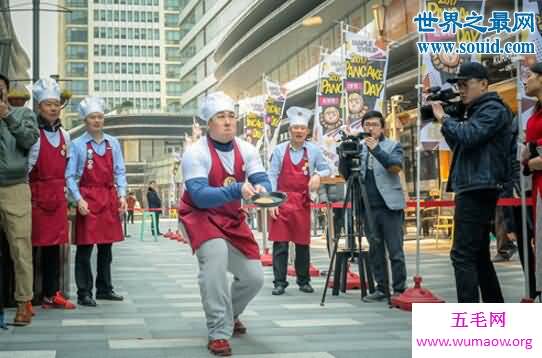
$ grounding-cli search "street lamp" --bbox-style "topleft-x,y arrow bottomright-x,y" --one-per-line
302,16 -> 323,27
372,4 -> 386,49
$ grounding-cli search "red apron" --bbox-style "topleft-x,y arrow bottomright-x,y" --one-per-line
269,146 -> 311,245
75,141 -> 124,245
179,138 -> 260,259
29,129 -> 69,247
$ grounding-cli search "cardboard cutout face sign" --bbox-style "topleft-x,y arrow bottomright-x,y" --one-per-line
320,106 -> 341,130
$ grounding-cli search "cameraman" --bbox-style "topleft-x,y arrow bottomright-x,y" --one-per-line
358,110 -> 407,302
431,62 -> 512,303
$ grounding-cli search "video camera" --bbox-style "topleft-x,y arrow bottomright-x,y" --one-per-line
337,130 -> 370,179
420,86 -> 464,121
336,130 -> 370,158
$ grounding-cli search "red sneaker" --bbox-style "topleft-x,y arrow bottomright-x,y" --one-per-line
42,292 -> 76,309
27,302 -> 35,316
233,320 -> 247,336
207,339 -> 232,356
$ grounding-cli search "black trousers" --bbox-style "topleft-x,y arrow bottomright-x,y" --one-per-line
451,189 -> 504,303
75,244 -> 113,298
365,207 -> 407,293
494,207 -> 517,257
509,205 -> 540,299
41,245 -> 60,297
127,210 -> 134,224
272,242 -> 310,287
151,212 -> 161,235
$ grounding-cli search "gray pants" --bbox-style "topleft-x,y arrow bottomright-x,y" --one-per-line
196,239 -> 264,340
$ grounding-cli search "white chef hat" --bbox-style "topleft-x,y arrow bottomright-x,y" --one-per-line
198,92 -> 236,122
78,96 -> 106,119
32,78 -> 61,104
287,106 -> 312,127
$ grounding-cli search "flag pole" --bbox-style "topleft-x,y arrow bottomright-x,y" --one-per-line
260,73 -> 272,266
391,0 -> 444,311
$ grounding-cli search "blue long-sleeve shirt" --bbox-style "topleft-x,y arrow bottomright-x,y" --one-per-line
182,136 -> 271,209
268,141 -> 331,191
66,131 -> 127,202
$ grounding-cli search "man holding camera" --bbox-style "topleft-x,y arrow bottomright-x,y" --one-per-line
431,62 -> 513,303
357,110 -> 407,302
0,73 -> 39,325
268,106 -> 330,296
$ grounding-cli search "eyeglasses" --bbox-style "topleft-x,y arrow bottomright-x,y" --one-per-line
363,122 -> 381,128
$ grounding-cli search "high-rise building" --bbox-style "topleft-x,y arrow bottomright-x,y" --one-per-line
58,0 -> 188,129
177,0 -> 256,116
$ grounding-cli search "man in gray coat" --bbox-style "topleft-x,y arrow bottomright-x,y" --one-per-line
358,110 -> 407,302
0,73 -> 39,324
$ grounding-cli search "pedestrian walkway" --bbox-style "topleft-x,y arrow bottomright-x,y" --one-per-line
0,223 -> 525,358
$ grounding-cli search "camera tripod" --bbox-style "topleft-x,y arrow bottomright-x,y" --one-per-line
320,155 -> 391,306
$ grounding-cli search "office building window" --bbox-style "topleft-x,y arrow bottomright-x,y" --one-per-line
67,45 -> 88,60
66,80 -> 88,95
167,82 -> 182,96
165,30 -> 181,45
66,62 -> 88,77
66,0 -> 87,6
67,29 -> 87,42
166,64 -> 181,79
166,47 -> 180,61
165,13 -> 179,27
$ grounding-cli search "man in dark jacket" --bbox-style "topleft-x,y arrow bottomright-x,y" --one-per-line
147,181 -> 162,235
431,62 -> 513,303
0,73 -> 39,325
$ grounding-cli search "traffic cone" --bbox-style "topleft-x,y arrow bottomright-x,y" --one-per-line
309,263 -> 320,277
287,266 -> 296,276
163,229 -> 174,238
327,270 -> 362,290
391,276 -> 445,311
260,248 -> 272,266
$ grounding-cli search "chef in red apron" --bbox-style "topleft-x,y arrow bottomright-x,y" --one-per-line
66,96 -> 127,307
29,78 -> 76,309
268,106 -> 330,296
179,92 -> 271,357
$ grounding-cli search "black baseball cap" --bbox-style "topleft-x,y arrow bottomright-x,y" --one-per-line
530,62 -> 542,74
0,73 -> 9,89
447,62 -> 489,84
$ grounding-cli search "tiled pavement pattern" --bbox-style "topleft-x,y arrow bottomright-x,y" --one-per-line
0,220 -> 526,358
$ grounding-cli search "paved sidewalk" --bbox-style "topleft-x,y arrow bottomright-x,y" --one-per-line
0,220 -> 526,358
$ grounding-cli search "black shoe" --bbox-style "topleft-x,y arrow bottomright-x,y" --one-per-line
492,254 -> 510,263
272,286 -> 286,296
298,283 -> 314,293
78,296 -> 97,307
507,245 -> 518,259
363,290 -> 387,302
96,291 -> 124,301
